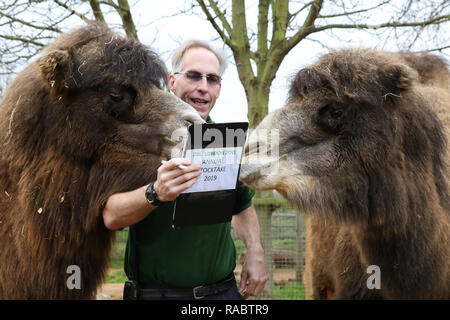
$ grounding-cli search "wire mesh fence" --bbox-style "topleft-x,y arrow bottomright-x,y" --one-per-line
109,195 -> 305,300
243,195 -> 305,300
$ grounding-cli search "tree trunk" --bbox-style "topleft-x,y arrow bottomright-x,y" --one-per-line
246,83 -> 270,128
117,0 -> 139,40
88,0 -> 105,23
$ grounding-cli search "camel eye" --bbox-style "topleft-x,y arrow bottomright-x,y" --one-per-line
109,93 -> 123,102
103,86 -> 136,120
318,104 -> 346,133
319,104 -> 343,119
330,108 -> 343,119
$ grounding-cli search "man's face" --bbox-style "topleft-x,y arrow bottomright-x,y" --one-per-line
169,47 -> 222,120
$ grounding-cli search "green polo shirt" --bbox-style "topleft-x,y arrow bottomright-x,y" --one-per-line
124,118 -> 255,287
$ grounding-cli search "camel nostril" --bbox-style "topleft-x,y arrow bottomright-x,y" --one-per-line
244,143 -> 250,156
162,136 -> 178,146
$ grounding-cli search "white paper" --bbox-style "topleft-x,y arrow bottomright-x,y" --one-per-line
182,147 -> 243,193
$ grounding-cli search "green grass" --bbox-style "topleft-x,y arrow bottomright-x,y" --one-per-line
274,281 -> 305,300
105,269 -> 127,284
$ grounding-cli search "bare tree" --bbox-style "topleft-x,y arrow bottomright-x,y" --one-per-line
193,0 -> 449,127
0,0 -> 138,81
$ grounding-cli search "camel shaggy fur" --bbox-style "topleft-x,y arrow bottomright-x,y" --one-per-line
240,49 -> 449,299
0,24 -> 202,299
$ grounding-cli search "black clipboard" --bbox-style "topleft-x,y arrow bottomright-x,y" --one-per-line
172,122 -> 249,228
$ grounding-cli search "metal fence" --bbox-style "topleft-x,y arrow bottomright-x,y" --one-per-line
111,194 -> 305,300
243,194 -> 305,300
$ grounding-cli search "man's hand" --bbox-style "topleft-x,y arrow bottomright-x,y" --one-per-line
153,158 -> 201,202
232,205 -> 269,299
239,248 -> 269,299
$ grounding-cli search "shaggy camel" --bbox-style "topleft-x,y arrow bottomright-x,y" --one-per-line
0,24 -> 202,299
240,49 -> 449,299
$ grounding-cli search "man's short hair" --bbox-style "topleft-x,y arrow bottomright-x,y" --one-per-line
171,40 -> 228,76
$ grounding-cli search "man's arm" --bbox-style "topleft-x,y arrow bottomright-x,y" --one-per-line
102,184 -> 156,230
102,158 -> 201,230
231,204 -> 269,298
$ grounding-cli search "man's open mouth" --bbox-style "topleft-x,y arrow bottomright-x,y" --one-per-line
190,98 -> 209,105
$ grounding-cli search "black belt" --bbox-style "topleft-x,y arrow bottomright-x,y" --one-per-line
138,274 -> 236,300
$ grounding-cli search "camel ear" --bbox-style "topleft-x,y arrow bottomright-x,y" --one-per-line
380,63 -> 418,96
39,49 -> 72,95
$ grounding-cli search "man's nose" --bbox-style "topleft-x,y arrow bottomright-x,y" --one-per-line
196,77 -> 209,92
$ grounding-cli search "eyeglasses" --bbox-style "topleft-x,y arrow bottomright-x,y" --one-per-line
174,71 -> 222,86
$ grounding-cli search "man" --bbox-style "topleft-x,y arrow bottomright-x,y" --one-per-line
102,40 -> 268,300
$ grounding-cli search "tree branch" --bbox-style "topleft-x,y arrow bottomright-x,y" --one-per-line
0,10 -> 62,33
116,0 -> 139,39
285,0 -> 323,53
256,0 -> 270,61
196,0 -> 233,47
99,0 -> 120,10
53,0 -> 94,24
207,0 -> 233,37
317,1 -> 391,19
231,0 -> 255,83
0,34 -> 45,47
312,15 -> 450,33
270,0 -> 289,43
88,0 -> 106,23
425,45 -> 450,52
288,1 -> 315,23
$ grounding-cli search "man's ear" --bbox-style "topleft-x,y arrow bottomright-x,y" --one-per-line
168,73 -> 176,92
39,49 -> 72,95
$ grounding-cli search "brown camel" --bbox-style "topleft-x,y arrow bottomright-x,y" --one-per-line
240,49 -> 449,299
0,24 -> 202,299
